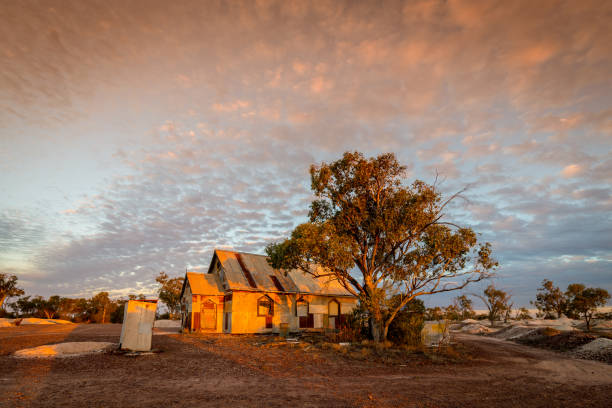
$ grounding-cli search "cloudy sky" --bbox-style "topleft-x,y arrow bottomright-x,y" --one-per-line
1,0 -> 610,307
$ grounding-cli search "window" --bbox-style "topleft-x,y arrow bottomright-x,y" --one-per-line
296,299 -> 309,317
270,275 -> 285,292
328,299 -> 340,316
297,298 -> 313,328
257,296 -> 274,316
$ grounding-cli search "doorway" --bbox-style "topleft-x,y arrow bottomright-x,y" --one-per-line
200,300 -> 217,330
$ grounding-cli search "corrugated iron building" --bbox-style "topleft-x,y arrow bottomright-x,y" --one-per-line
180,249 -> 358,334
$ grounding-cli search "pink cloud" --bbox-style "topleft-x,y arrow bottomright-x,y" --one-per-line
561,164 -> 583,178
212,100 -> 250,112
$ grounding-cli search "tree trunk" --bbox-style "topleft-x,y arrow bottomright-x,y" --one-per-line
370,314 -> 390,342
585,314 -> 591,332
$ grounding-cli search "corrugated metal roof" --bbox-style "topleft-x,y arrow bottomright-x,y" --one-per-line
213,249 -> 353,297
186,272 -> 224,295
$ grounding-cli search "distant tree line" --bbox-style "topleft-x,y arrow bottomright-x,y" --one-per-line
0,272 -> 184,323
419,280 -> 609,332
3,291 -> 148,323
531,279 -> 610,330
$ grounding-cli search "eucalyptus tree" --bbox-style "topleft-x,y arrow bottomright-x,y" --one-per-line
0,273 -> 24,310
266,152 -> 497,341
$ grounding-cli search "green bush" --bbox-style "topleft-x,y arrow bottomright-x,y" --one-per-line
387,299 -> 425,346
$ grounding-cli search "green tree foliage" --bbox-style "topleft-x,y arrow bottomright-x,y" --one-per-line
473,285 -> 512,326
532,279 -> 566,319
515,307 -> 532,320
387,298 -> 425,346
9,292 -> 125,323
454,295 -> 475,320
266,152 -> 497,341
156,272 -> 184,319
444,304 -> 461,321
425,306 -> 445,321
565,284 -> 610,331
0,273 -> 24,310
89,292 -> 114,323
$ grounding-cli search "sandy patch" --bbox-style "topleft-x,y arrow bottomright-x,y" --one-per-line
0,318 -> 14,328
154,319 -> 181,328
14,342 -> 115,358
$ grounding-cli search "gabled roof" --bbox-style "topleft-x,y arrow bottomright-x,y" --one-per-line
184,272 -> 224,296
209,249 -> 354,297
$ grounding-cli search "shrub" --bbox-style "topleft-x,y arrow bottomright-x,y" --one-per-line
515,307 -> 532,320
387,299 -> 425,346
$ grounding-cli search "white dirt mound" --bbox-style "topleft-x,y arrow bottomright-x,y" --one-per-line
1,318 -> 74,326
154,319 -> 181,327
527,317 -> 579,326
587,320 -> 612,330
492,325 -> 538,340
571,338 -> 612,362
576,337 -> 612,353
0,318 -> 14,327
461,319 -> 479,325
523,318 -> 577,331
461,323 -> 492,334
14,342 -> 114,358
20,318 -> 73,325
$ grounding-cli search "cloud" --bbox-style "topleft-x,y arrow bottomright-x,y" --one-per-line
561,164 -> 583,178
212,100 -> 251,112
0,0 -> 611,304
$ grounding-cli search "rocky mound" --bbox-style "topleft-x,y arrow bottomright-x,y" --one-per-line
570,337 -> 612,364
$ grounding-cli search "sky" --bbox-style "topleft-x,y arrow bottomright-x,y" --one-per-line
1,0 -> 611,308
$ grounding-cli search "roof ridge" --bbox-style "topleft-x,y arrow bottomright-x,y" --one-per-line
214,248 -> 267,258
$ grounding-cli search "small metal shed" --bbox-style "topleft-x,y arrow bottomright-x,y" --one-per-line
119,299 -> 158,351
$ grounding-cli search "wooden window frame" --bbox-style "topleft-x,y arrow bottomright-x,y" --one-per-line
328,299 -> 340,317
296,298 -> 309,317
257,295 -> 274,317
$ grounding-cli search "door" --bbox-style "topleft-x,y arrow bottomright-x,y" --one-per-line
200,301 -> 216,330
265,315 -> 273,329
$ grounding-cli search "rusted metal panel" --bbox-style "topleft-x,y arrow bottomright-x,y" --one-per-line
269,275 -> 285,292
236,253 -> 258,288
185,272 -> 224,296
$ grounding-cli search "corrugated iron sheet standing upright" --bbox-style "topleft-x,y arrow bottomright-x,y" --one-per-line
119,300 -> 158,351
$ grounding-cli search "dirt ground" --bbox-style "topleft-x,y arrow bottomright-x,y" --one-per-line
1,325 -> 611,408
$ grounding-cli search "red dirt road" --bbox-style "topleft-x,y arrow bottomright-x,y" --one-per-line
0,324 -> 610,407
